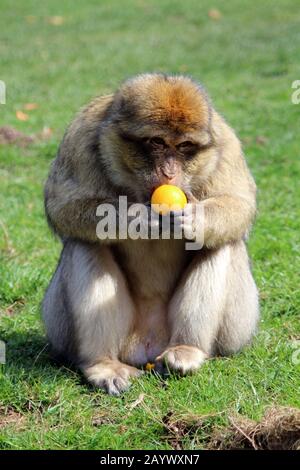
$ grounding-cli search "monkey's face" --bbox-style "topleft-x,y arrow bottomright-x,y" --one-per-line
102,75 -> 220,201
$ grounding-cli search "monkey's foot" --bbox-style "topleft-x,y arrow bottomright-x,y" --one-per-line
155,345 -> 207,375
83,359 -> 143,395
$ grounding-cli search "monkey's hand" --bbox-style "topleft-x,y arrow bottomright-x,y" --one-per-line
177,191 -> 256,248
127,203 -> 198,241
95,202 -> 174,242
171,197 -> 204,245
126,203 -> 161,240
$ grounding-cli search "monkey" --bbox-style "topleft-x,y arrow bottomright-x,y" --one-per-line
42,73 -> 259,395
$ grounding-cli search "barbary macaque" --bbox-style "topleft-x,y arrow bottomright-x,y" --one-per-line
43,73 -> 259,395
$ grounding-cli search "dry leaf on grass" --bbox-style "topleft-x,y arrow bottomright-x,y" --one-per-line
0,406 -> 25,430
38,126 -> 53,140
118,425 -> 128,433
128,393 -> 145,411
16,110 -> 29,121
208,9 -> 222,20
47,16 -> 64,26
25,16 -> 37,24
24,103 -> 39,111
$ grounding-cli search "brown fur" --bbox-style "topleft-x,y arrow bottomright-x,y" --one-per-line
116,74 -> 210,131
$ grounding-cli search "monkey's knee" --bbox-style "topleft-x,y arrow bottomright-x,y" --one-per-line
216,328 -> 257,356
155,345 -> 207,375
82,359 -> 142,395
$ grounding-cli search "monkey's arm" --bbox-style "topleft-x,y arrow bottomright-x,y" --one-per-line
200,192 -> 256,248
44,94 -> 122,243
178,191 -> 255,249
45,172 -> 107,242
45,166 -> 155,243
184,122 -> 257,248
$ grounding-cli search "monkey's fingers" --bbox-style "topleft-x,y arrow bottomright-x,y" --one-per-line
185,191 -> 199,204
168,210 -> 184,228
153,356 -> 171,377
155,346 -> 207,376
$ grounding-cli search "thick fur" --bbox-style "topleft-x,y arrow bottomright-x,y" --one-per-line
43,73 -> 259,395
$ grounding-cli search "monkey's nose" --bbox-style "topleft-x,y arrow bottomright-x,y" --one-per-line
161,167 -> 177,178
160,175 -> 178,185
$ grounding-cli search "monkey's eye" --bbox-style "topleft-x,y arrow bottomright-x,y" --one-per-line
119,132 -> 138,143
176,141 -> 197,152
148,137 -> 166,147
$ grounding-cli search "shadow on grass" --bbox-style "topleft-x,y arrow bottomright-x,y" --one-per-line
0,328 -> 84,387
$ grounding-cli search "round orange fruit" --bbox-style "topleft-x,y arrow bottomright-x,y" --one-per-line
151,184 -> 187,215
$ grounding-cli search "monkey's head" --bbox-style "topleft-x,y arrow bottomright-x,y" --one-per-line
101,74 -> 220,201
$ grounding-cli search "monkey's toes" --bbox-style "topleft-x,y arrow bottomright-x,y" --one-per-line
83,361 -> 143,396
155,345 -> 207,375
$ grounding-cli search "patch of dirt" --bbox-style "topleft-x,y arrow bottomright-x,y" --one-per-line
162,411 -> 216,450
209,407 -> 300,450
0,125 -> 53,147
92,414 -> 114,427
0,405 -> 25,430
0,126 -> 34,147
255,135 -> 269,146
241,135 -> 269,146
162,407 -> 300,450
1,299 -> 25,317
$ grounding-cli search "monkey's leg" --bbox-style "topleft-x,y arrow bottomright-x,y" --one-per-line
43,241 -> 141,395
215,242 -> 259,356
157,242 -> 258,374
156,246 -> 229,374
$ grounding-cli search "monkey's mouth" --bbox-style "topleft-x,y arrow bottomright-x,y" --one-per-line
132,174 -> 185,203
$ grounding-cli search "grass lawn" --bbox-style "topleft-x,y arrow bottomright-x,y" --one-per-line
0,0 -> 299,450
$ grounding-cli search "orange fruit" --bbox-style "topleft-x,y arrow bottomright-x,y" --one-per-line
151,184 -> 187,215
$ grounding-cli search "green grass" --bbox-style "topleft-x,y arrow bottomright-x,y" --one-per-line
0,0 -> 299,450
